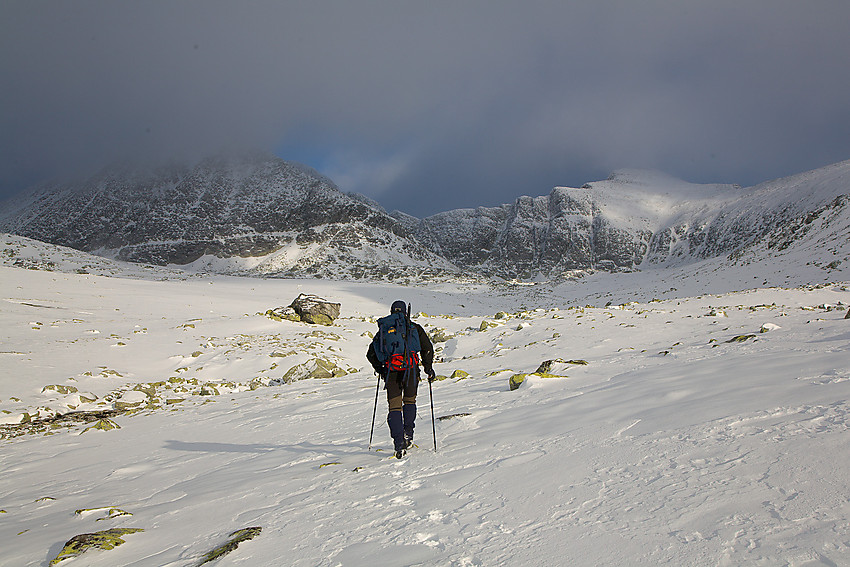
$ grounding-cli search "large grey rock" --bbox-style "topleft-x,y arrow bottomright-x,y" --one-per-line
289,294 -> 340,326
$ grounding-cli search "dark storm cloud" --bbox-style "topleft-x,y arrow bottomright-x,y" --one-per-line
2,1 -> 850,216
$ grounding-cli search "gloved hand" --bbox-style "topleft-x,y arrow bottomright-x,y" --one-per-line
426,368 -> 436,383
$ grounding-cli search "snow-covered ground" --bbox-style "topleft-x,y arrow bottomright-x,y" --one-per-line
1,235 -> 849,566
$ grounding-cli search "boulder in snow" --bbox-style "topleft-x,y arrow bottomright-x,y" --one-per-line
509,374 -> 527,391
429,328 -> 454,343
113,390 -> 148,410
275,358 -> 346,384
198,527 -> 262,566
50,528 -> 144,565
81,418 -> 121,432
288,294 -> 341,326
42,384 -> 79,395
265,306 -> 300,323
535,358 -> 587,375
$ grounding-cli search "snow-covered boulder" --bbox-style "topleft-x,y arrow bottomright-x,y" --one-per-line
113,390 -> 148,410
41,384 -> 78,395
265,306 -> 300,323
198,527 -> 262,565
534,358 -> 587,374
275,358 -> 346,384
429,328 -> 454,343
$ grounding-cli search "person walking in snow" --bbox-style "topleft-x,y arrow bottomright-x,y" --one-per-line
367,300 -> 435,458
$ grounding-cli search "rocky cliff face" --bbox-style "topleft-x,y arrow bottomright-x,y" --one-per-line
414,170 -> 739,279
2,154 -> 849,282
415,188 -> 654,280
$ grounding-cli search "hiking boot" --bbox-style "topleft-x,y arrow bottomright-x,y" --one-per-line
388,410 -> 406,453
402,403 -> 416,448
394,449 -> 406,459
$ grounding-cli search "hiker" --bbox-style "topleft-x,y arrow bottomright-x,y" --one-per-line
367,300 -> 435,458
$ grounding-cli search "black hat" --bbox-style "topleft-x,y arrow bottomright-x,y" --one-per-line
391,300 -> 406,313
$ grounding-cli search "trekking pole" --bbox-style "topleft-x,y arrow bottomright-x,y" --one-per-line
429,377 -> 437,452
367,373 -> 381,451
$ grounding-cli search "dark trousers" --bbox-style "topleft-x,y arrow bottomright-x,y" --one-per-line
385,368 -> 420,411
385,368 -> 419,449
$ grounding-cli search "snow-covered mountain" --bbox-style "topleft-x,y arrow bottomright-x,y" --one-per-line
645,161 -> 850,267
415,163 -> 850,280
0,152 -> 454,281
1,153 -> 849,282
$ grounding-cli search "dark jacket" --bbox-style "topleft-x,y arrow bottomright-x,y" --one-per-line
367,321 -> 434,376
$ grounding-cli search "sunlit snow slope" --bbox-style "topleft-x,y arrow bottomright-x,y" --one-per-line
1,234 -> 849,566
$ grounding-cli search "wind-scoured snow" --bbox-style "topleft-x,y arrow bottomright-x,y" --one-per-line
1,234 -> 849,566
560,168 -> 742,230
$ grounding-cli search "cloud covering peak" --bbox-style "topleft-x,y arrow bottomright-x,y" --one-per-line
2,1 -> 850,216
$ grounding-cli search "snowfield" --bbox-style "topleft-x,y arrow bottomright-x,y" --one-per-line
1,234 -> 849,566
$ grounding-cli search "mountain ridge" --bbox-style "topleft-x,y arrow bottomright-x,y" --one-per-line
1,153 -> 848,282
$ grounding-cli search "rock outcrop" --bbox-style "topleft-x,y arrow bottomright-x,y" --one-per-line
50,528 -> 144,565
199,527 -> 262,566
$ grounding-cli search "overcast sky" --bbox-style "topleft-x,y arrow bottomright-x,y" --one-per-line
3,1 -> 850,217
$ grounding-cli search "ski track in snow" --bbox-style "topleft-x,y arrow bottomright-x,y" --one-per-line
1,255 -> 850,566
